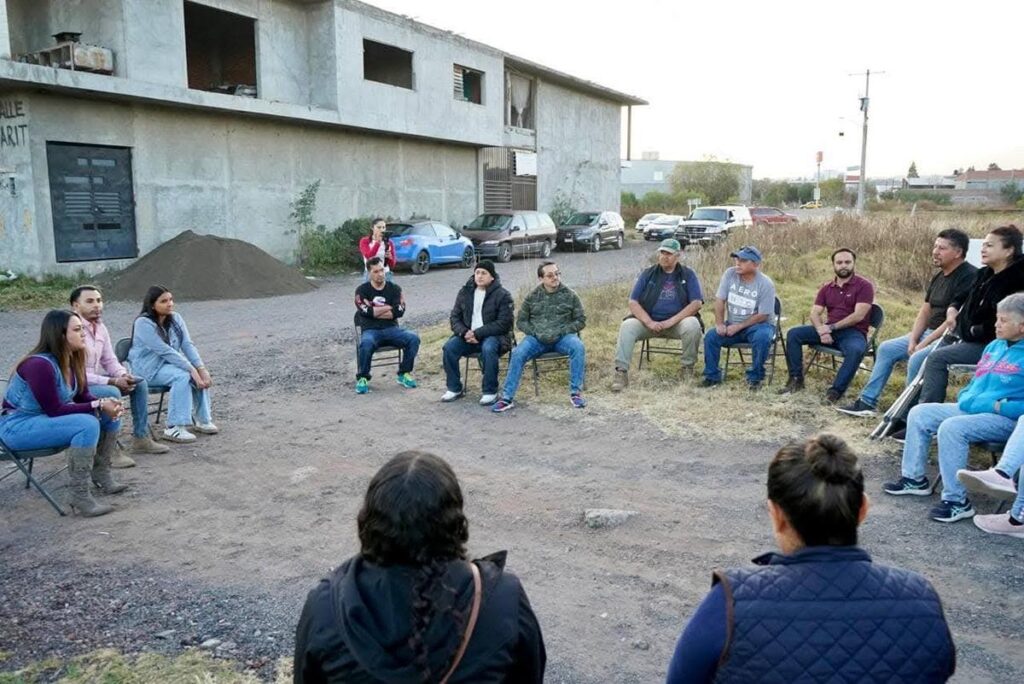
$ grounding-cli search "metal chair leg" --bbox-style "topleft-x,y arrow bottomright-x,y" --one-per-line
9,455 -> 66,516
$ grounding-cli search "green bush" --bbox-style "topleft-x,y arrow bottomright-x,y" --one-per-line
289,181 -> 375,272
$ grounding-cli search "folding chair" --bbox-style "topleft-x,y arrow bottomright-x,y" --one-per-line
637,314 -> 705,371
115,337 -> 171,425
0,381 -> 69,516
722,296 -> 787,385
354,313 -> 403,375
462,335 -> 516,388
805,303 -> 885,376
530,334 -> 584,397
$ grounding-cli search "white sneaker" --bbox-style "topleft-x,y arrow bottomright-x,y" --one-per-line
162,425 -> 197,443
441,390 -> 465,402
479,393 -> 498,405
193,422 -> 219,435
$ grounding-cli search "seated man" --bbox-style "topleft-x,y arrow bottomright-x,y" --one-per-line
960,421 -> 1024,539
884,293 -> 1024,523
612,239 -> 703,391
492,261 -> 586,412
354,257 -> 420,394
837,229 -> 975,417
441,260 -> 515,405
701,245 -> 776,390
780,248 -> 875,403
70,284 -> 169,466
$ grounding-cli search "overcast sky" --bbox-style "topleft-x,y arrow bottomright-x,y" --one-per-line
369,0 -> 1023,180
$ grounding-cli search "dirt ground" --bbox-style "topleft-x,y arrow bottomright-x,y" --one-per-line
2,242 -> 1022,682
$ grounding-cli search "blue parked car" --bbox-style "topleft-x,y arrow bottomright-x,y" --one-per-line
386,220 -> 476,275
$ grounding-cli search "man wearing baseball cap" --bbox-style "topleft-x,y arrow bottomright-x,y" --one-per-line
611,239 -> 703,390
701,245 -> 778,390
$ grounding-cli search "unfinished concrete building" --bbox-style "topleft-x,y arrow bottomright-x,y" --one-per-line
0,0 -> 644,274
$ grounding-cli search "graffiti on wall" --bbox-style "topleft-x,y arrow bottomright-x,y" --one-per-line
0,99 -> 28,148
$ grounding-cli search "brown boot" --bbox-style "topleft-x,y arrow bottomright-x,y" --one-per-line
611,368 -> 628,392
131,435 -> 170,455
67,447 -> 114,517
110,439 -> 137,468
777,376 -> 805,395
92,432 -> 128,495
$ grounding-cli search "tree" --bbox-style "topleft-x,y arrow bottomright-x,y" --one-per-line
819,178 -> 845,205
907,161 -> 919,178
669,160 -> 740,205
1000,183 -> 1023,205
988,162 -> 1002,171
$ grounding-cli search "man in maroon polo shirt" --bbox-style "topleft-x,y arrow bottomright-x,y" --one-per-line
779,248 -> 875,402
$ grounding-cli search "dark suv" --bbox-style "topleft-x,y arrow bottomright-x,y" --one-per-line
556,211 -> 625,252
462,211 -> 557,263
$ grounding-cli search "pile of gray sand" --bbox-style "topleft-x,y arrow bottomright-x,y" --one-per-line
99,230 -> 316,302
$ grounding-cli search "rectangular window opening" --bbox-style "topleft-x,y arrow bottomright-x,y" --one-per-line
505,71 -> 535,130
363,39 -> 414,89
184,1 -> 258,97
454,65 -> 483,104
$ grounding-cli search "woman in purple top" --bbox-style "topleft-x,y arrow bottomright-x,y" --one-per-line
1,310 -> 127,517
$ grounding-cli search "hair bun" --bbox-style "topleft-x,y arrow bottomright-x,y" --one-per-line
805,434 -> 858,484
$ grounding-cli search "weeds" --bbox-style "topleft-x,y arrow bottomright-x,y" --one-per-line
289,181 -> 375,273
0,274 -> 83,312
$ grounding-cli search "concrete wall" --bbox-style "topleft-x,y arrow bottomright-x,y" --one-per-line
334,1 -> 504,146
0,92 -> 480,275
7,0 -> 126,73
0,91 -> 38,269
535,80 -> 621,214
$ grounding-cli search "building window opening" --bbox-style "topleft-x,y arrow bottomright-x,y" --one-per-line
454,65 -> 483,104
505,71 -> 534,130
184,1 -> 258,97
363,39 -> 414,89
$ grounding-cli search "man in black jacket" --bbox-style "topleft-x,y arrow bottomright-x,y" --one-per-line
442,260 -> 515,404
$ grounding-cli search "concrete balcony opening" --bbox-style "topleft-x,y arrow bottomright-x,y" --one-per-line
184,1 -> 258,97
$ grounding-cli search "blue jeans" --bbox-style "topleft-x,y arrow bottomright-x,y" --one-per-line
0,410 -> 119,451
993,420 -> 1024,519
443,335 -> 502,394
90,380 -> 152,438
702,323 -> 775,383
901,403 -> 1017,503
148,365 -> 213,428
785,325 -> 868,394
857,330 -> 935,408
356,327 -> 420,380
501,334 -> 585,400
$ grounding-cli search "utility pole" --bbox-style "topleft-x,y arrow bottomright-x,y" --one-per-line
852,69 -> 884,214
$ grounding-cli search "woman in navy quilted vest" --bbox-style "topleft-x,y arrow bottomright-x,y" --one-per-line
666,434 -> 956,683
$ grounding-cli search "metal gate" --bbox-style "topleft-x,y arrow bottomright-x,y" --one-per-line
482,147 -> 536,212
46,142 -> 138,262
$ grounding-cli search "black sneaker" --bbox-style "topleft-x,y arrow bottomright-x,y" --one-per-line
700,378 -> 721,388
929,499 -> 975,523
777,377 -> 804,395
825,389 -> 842,404
889,428 -> 906,444
835,398 -> 878,417
747,380 -> 762,392
882,476 -> 931,496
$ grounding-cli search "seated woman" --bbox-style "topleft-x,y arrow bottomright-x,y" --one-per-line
667,434 -> 955,683
128,285 -> 217,444
0,310 -> 126,517
294,450 -> 545,683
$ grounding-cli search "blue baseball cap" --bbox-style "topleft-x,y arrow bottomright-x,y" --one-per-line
730,245 -> 763,263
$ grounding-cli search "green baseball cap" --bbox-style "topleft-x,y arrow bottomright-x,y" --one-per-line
658,238 -> 682,253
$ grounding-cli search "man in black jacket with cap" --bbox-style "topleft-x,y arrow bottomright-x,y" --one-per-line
442,260 -> 515,405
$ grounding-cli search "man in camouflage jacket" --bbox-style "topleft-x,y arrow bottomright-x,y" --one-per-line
492,261 -> 587,412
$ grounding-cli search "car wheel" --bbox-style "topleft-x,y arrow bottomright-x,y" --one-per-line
460,246 -> 475,268
614,232 -> 624,249
540,240 -> 552,258
588,236 -> 600,253
412,251 -> 430,275
497,242 -> 512,263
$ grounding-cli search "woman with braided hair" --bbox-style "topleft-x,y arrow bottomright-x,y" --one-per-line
666,434 -> 956,683
294,451 -> 545,683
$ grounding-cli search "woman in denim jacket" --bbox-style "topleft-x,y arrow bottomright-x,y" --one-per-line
1,310 -> 126,516
128,285 -> 217,444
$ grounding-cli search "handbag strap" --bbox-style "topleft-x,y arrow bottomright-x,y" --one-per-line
440,561 -> 482,684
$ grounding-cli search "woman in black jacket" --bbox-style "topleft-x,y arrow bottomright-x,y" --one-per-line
294,451 -> 545,683
919,224 -> 1024,403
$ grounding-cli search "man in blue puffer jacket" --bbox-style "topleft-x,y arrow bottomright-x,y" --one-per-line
884,292 -> 1024,522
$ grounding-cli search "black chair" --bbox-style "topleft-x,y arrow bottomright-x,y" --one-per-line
354,313 -> 403,375
530,335 -> 585,397
461,335 -> 516,389
637,314 -> 705,371
115,337 -> 171,425
722,296 -> 787,385
0,380 -> 69,516
804,303 -> 885,377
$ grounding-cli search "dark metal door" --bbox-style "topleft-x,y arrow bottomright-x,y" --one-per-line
46,143 -> 138,262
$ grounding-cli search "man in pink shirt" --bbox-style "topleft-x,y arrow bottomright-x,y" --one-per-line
70,286 -> 169,465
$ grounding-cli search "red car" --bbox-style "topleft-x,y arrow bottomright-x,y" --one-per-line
750,206 -> 799,228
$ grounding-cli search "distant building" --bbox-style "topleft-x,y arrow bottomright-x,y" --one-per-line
903,176 -> 956,190
955,169 -> 1024,191
620,159 -> 753,204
